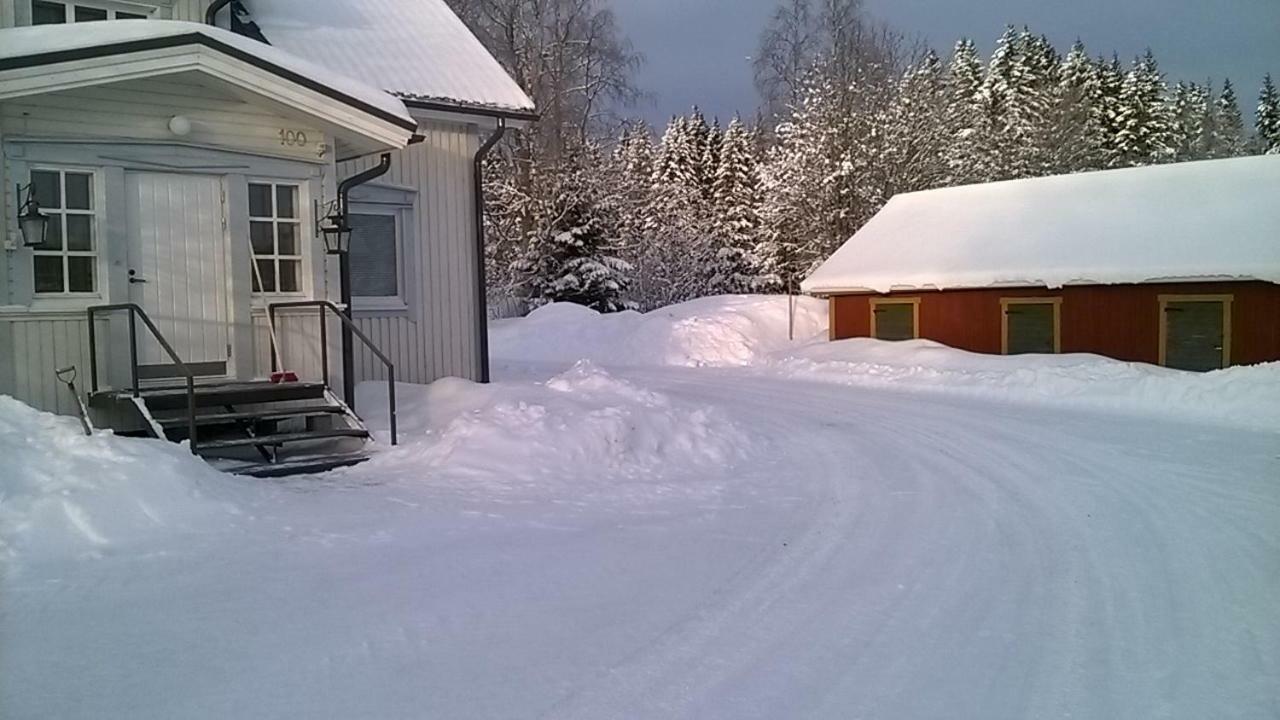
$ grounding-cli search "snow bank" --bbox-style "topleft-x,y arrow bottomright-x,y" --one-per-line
0,396 -> 237,561
774,339 -> 1280,432
491,295 -> 828,368
356,362 -> 750,505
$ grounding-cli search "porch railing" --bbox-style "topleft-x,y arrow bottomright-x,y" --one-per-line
267,300 -> 397,446
86,303 -> 199,453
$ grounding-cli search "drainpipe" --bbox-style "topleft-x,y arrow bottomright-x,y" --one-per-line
336,153 -> 392,408
472,118 -> 506,383
204,0 -> 232,26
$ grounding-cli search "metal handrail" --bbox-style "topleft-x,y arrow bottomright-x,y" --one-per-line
87,303 -> 199,453
267,300 -> 397,446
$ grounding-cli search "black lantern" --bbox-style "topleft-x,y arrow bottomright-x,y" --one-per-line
319,212 -> 351,255
17,183 -> 49,248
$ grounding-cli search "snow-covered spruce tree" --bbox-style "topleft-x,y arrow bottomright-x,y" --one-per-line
943,38 -> 990,184
1169,81 -> 1209,161
981,27 -> 1063,179
1211,78 -> 1246,158
1259,74 -> 1280,154
1051,40 -> 1106,172
1089,54 -> 1128,167
1114,50 -> 1176,166
708,117 -> 765,294
515,144 -> 634,313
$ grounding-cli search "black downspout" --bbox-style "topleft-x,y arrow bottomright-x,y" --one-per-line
336,153 -> 393,409
472,119 -> 506,383
204,0 -> 232,26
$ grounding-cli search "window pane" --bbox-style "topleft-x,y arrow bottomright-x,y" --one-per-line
74,5 -> 108,21
32,1 -> 66,24
31,170 -> 60,209
67,256 -> 94,292
65,214 -> 93,251
248,184 -> 273,217
276,222 -> 298,255
117,11 -> 148,19
34,256 -> 64,293
65,173 -> 92,210
873,303 -> 915,341
278,260 -> 300,293
276,185 -> 298,219
349,213 -> 398,297
253,260 -> 276,293
36,214 -> 63,251
250,222 -> 275,255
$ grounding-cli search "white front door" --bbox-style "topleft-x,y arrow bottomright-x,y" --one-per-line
125,172 -> 231,374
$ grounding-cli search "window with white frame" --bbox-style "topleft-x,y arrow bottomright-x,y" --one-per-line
31,0 -> 155,23
30,168 -> 98,295
249,182 -> 304,294
348,210 -> 404,307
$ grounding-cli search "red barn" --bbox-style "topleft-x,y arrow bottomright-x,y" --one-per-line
801,156 -> 1280,371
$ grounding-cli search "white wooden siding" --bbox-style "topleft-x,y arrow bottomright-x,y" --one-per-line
0,314 -> 110,415
339,120 -> 482,384
0,77 -> 328,163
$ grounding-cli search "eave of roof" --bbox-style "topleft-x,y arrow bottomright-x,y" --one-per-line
0,29 -> 417,134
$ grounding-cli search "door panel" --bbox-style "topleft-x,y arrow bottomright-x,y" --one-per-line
873,303 -> 915,341
126,172 -> 229,370
1164,301 -> 1225,372
1006,303 -> 1056,354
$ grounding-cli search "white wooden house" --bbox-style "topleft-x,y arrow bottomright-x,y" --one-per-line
0,0 -> 535,474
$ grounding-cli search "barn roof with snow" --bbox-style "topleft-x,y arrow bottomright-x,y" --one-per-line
802,155 -> 1280,295
244,0 -> 536,119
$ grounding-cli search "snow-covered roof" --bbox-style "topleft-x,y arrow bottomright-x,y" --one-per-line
0,20 -> 415,131
802,155 -> 1280,295
245,0 -> 536,118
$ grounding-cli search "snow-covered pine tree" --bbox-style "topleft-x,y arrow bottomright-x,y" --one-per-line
1114,50 -> 1176,166
709,116 -> 764,294
703,118 -> 724,200
1258,74 -> 1280,154
982,27 -> 1061,179
516,144 -> 634,313
1211,78 -> 1246,158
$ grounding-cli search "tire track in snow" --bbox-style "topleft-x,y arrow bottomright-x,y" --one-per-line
544,368 -> 1280,720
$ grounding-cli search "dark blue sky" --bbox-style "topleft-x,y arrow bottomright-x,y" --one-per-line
613,0 -> 1279,127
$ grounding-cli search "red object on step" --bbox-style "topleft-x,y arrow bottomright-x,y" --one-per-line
270,371 -> 299,384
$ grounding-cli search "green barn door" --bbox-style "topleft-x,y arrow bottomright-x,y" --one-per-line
1163,300 -> 1227,371
1005,303 -> 1057,354
873,303 -> 916,341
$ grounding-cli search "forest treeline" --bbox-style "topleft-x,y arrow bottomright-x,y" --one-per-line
447,0 -> 1280,312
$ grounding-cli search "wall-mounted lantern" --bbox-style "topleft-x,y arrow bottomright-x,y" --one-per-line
16,183 -> 49,248
318,212 -> 351,255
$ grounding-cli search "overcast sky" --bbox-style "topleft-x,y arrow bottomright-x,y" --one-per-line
613,0 -> 1280,127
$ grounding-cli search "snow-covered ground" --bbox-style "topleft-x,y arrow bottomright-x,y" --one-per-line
3,296 -> 1278,719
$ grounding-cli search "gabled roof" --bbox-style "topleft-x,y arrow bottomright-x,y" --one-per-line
0,21 -> 417,156
245,0 -> 536,120
802,155 -> 1280,295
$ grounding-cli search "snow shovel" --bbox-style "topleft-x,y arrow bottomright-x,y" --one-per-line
55,366 -> 94,436
249,244 -> 298,384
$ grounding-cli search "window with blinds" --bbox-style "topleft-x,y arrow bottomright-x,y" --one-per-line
349,212 -> 400,300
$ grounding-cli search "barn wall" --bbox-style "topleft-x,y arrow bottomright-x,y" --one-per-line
829,281 -> 1280,367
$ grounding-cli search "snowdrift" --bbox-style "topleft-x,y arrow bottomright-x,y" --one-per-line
775,339 -> 1280,433
491,294 -> 828,368
356,362 -> 750,504
492,295 -> 1280,432
0,396 -> 238,561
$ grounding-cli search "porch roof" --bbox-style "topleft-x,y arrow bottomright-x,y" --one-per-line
0,21 -> 417,157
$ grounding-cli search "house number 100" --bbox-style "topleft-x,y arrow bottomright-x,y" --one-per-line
279,129 -> 309,147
